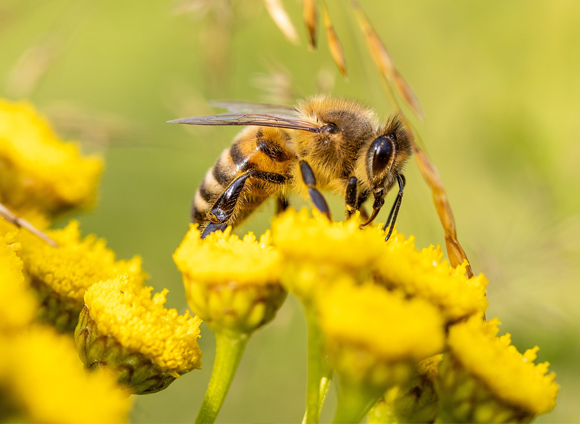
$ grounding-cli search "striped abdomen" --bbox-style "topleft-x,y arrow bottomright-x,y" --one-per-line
191,126 -> 296,231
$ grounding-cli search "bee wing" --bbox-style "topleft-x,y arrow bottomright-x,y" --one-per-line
209,100 -> 300,116
168,113 -> 321,133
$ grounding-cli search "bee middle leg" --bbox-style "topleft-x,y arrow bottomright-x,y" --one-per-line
299,160 -> 331,220
275,195 -> 289,214
345,177 -> 370,221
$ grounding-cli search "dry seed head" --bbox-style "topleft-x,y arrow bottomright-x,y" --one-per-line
263,0 -> 300,44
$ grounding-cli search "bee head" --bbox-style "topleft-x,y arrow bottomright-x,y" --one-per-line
366,116 -> 413,190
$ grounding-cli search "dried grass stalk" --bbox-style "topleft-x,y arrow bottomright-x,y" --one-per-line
351,1 -> 424,120
263,0 -> 300,45
0,204 -> 57,247
321,1 -> 347,77
302,0 -> 317,50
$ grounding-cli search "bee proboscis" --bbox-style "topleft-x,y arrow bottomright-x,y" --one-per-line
169,95 -> 413,239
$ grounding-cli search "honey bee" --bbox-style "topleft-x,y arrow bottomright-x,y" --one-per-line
169,95 -> 413,239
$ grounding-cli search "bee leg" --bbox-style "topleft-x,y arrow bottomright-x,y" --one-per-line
275,195 -> 289,214
382,174 -> 406,241
299,160 -> 332,220
360,190 -> 385,227
345,177 -> 358,219
357,190 -> 371,221
201,222 -> 228,238
206,171 -> 253,227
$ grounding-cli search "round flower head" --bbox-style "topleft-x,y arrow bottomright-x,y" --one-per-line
0,325 -> 130,424
272,208 -> 385,300
174,225 -> 286,335
438,315 -> 559,423
77,275 -> 203,394
0,234 -> 37,333
375,230 -> 488,323
318,278 -> 445,391
18,220 -> 146,332
0,99 -> 103,217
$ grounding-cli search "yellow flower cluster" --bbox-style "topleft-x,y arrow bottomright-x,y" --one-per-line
19,220 -> 145,303
83,275 -> 203,375
0,326 -> 130,424
319,279 -> 444,361
174,225 -> 286,335
318,278 -> 444,388
444,315 -> 559,417
0,99 -> 102,217
375,234 -> 488,323
13,220 -> 146,332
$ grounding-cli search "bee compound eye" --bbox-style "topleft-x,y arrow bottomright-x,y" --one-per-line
370,135 -> 395,177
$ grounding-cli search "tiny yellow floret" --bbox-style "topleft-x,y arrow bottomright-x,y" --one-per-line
376,231 -> 488,322
84,276 -> 203,374
0,99 -> 103,216
0,325 -> 130,423
448,315 -> 559,415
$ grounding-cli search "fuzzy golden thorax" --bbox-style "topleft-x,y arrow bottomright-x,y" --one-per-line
294,96 -> 380,191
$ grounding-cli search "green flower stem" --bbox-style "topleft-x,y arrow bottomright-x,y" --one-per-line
304,307 -> 333,424
195,331 -> 249,424
332,381 -> 383,424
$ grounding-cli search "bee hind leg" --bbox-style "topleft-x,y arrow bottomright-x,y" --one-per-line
299,160 -> 331,220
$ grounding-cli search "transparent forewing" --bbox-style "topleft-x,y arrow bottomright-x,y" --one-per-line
209,100 -> 299,116
168,113 -> 321,132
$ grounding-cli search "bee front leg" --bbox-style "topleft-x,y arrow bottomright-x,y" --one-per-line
382,174 -> 406,241
299,160 -> 332,220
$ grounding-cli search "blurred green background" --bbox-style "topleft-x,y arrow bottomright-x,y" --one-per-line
2,0 -> 579,422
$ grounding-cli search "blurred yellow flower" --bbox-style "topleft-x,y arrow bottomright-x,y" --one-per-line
18,220 -> 146,331
318,278 -> 445,389
78,275 -> 202,394
174,225 -> 286,335
0,99 -> 103,217
0,325 -> 130,424
375,231 -> 488,323
439,315 -> 559,422
0,233 -> 37,333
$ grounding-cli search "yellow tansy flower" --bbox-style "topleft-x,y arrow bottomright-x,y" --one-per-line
174,225 -> 286,335
77,275 -> 203,394
438,315 -> 559,422
0,325 -> 130,424
17,220 -> 146,332
375,231 -> 488,323
0,234 -> 37,333
272,208 -> 385,300
318,278 -> 445,390
0,99 -> 103,217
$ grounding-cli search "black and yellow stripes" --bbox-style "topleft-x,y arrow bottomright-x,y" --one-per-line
191,127 -> 296,231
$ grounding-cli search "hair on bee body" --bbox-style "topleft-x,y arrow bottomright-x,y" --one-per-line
169,95 -> 413,239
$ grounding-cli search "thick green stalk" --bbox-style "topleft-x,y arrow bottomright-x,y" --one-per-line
195,332 -> 249,424
332,382 -> 383,424
304,308 -> 333,424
